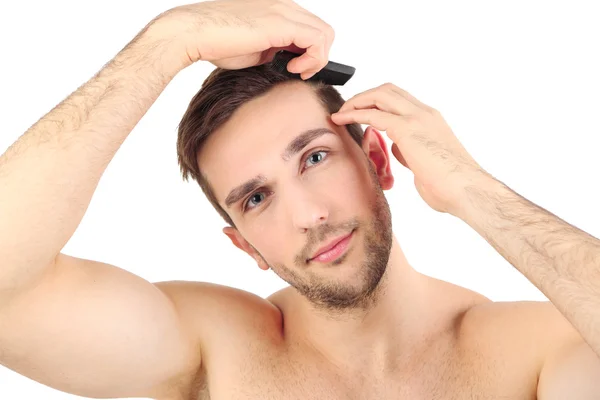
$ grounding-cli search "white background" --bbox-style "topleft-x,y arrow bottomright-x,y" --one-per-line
1,0 -> 599,399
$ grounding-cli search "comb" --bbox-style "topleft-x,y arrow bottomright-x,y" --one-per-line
271,50 -> 355,86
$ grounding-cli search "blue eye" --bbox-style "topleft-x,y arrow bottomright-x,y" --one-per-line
243,150 -> 329,212
246,192 -> 265,208
304,150 -> 328,168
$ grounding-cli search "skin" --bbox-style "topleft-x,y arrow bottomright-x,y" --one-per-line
1,1 -> 599,399
192,80 -> 600,399
200,81 -> 394,313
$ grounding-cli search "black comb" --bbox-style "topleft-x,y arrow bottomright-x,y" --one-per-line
271,50 -> 355,86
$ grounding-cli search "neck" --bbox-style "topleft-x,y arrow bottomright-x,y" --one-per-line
282,236 -> 437,371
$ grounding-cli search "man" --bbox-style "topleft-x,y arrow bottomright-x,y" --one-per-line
0,1 -> 599,399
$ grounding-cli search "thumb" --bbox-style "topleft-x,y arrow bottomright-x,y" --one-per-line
392,143 -> 410,170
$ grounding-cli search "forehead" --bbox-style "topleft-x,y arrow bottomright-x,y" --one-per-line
198,82 -> 343,204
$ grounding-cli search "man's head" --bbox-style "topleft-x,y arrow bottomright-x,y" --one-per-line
177,63 -> 395,311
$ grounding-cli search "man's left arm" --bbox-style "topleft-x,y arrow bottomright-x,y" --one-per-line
455,175 -> 600,398
456,176 -> 600,355
330,82 -> 600,397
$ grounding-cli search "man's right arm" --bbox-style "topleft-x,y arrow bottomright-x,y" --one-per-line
0,1 -> 334,398
0,18 -> 180,299
0,15 -> 202,400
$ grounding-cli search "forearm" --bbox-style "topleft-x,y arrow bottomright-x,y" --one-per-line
455,175 -> 600,353
0,21 -> 179,296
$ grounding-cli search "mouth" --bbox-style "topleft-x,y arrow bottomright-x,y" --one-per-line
308,230 -> 354,263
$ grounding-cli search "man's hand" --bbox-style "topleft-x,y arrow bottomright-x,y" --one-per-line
333,88 -> 600,398
331,83 -> 490,215
150,0 -> 335,79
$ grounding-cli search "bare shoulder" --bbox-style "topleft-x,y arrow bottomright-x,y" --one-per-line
461,299 -> 581,344
458,298 -> 585,376
427,273 -> 579,345
154,280 -> 284,345
149,281 -> 284,398
424,276 -> 582,364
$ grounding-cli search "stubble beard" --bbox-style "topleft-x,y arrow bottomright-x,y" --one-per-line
263,167 -> 393,313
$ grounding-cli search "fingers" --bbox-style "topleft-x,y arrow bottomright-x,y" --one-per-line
286,9 -> 335,77
276,2 -> 335,79
339,86 -> 417,116
337,83 -> 424,116
385,84 -> 431,110
272,19 -> 328,79
331,108 -> 406,134
331,84 -> 436,151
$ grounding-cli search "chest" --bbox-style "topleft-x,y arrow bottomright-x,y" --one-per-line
192,338 -> 538,400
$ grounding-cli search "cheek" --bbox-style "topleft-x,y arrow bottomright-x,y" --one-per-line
245,226 -> 288,261
318,157 -> 373,204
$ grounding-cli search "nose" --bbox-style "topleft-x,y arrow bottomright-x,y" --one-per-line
287,184 -> 329,232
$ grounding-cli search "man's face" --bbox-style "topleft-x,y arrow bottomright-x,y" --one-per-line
198,82 -> 394,311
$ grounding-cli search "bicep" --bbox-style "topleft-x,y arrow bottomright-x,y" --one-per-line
0,253 -> 200,399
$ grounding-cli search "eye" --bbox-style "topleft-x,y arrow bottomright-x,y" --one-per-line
304,150 -> 328,169
244,191 -> 267,211
242,150 -> 330,212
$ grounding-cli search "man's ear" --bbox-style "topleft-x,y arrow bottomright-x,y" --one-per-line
222,227 -> 270,270
361,126 -> 394,190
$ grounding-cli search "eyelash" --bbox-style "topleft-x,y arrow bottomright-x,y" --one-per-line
242,150 -> 330,212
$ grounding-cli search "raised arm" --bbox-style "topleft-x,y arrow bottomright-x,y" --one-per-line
0,1 -> 334,398
0,13 -> 198,400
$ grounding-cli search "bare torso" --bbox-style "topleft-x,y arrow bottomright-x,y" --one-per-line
157,277 -> 562,400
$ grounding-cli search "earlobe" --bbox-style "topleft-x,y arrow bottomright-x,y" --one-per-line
253,255 -> 270,271
362,126 -> 394,190
222,227 -> 270,271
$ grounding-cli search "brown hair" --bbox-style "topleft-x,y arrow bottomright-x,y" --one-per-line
176,63 -> 364,227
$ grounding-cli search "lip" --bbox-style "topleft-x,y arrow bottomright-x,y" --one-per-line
309,230 -> 354,261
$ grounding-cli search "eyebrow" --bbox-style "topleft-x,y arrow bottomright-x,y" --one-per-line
224,128 -> 335,209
